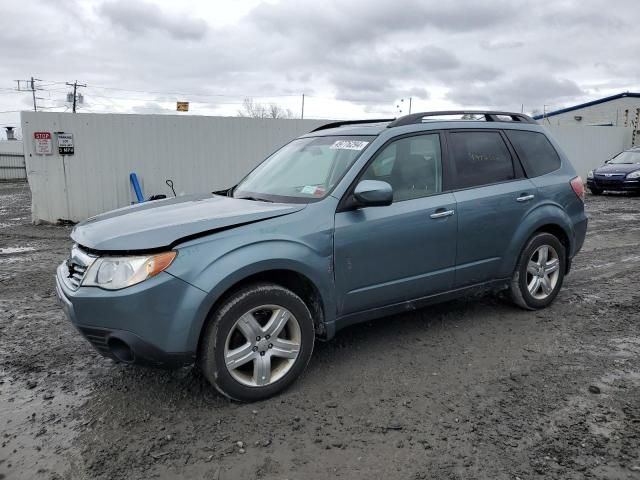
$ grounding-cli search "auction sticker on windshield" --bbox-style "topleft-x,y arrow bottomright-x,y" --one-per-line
330,140 -> 369,151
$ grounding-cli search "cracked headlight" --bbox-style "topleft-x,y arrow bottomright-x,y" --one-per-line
626,170 -> 640,179
82,251 -> 177,290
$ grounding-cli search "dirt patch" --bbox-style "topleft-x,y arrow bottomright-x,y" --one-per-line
1,182 -> 639,479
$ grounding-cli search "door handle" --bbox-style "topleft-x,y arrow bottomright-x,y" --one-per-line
430,209 -> 455,219
516,194 -> 535,202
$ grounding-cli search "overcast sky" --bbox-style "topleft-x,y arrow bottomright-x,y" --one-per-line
1,0 -> 639,137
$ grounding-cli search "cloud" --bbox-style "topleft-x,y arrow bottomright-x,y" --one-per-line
480,40 -> 525,50
99,0 -> 208,40
446,77 -> 585,110
130,102 -> 177,114
250,0 -> 522,47
0,0 -> 639,124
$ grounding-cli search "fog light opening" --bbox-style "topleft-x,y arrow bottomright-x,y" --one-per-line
108,338 -> 135,363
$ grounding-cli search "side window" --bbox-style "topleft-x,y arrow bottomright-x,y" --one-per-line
362,134 -> 442,202
505,130 -> 561,177
449,131 -> 515,189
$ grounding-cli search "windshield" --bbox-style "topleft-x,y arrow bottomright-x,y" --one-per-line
233,135 -> 374,202
610,150 -> 640,164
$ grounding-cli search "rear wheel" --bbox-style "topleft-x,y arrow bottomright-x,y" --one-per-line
199,283 -> 315,402
589,187 -> 603,195
510,233 -> 566,310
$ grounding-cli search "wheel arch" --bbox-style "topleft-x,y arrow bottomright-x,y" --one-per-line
194,267 -> 330,360
500,204 -> 574,278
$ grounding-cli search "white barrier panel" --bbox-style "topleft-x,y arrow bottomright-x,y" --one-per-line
0,141 -> 25,181
21,112 -> 633,223
541,125 -> 633,180
21,112 -> 327,223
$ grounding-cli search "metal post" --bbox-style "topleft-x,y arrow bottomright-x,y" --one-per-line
30,77 -> 37,112
301,93 -> 305,119
72,81 -> 77,113
408,97 -> 412,114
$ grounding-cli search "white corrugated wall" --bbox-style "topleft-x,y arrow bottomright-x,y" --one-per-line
543,125 -> 633,179
0,141 -> 25,181
21,112 -> 328,223
20,112 -> 634,223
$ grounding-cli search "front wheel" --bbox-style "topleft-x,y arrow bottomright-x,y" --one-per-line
199,283 -> 315,402
589,187 -> 603,195
509,233 -> 566,310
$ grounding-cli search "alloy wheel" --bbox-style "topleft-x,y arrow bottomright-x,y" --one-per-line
526,244 -> 560,300
224,305 -> 301,387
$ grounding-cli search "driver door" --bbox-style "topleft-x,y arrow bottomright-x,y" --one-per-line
334,133 -> 457,316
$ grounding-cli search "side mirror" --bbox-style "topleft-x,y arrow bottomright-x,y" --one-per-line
353,180 -> 393,207
604,159 -> 612,164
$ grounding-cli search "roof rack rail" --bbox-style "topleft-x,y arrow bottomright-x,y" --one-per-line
387,111 -> 536,128
310,118 -> 396,132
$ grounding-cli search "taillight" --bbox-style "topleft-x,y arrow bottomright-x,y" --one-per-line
570,176 -> 585,202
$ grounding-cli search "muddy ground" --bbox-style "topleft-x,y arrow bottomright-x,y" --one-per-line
1,181 -> 639,480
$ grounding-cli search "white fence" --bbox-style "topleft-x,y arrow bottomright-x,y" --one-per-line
20,112 -> 634,224
21,112 -> 327,223
0,141 -> 26,181
542,125 -> 633,179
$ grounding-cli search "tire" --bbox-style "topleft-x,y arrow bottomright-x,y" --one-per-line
509,233 -> 566,310
199,283 -> 315,402
589,187 -> 603,195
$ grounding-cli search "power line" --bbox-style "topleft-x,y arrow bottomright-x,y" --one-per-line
11,77 -> 401,109
4,76 -> 407,119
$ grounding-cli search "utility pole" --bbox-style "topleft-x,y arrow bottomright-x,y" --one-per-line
30,77 -> 37,112
301,93 -> 305,119
66,80 -> 86,113
15,77 -> 41,111
397,97 -> 413,115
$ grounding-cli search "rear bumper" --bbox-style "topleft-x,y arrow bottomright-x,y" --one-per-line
55,264 -> 205,368
572,217 -> 588,257
587,177 -> 640,191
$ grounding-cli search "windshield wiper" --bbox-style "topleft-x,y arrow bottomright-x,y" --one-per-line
237,196 -> 274,203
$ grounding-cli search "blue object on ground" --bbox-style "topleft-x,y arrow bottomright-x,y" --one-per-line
129,173 -> 144,203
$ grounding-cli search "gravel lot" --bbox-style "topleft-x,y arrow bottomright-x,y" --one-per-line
1,181 -> 639,480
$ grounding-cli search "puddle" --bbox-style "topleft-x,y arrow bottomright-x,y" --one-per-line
617,213 -> 640,221
0,255 -> 36,265
0,247 -> 35,254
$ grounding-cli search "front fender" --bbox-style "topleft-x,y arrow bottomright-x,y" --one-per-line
498,202 -> 574,278
170,238 -> 336,351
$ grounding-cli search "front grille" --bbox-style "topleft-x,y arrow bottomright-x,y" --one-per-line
67,263 -> 87,289
62,245 -> 96,291
595,175 -> 625,187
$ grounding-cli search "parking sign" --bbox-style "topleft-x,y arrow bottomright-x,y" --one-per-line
57,133 -> 74,155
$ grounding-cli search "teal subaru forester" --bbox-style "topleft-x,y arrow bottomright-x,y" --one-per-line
56,111 -> 587,401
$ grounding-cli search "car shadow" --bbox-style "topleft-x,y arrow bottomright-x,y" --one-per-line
90,293 -> 521,406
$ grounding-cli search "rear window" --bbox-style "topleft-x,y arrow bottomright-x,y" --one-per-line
505,130 -> 561,177
448,131 -> 515,189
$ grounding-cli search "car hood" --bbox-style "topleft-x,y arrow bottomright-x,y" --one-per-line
595,163 -> 640,174
71,194 -> 305,252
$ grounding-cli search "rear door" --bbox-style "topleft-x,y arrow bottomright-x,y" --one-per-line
446,129 -> 537,287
